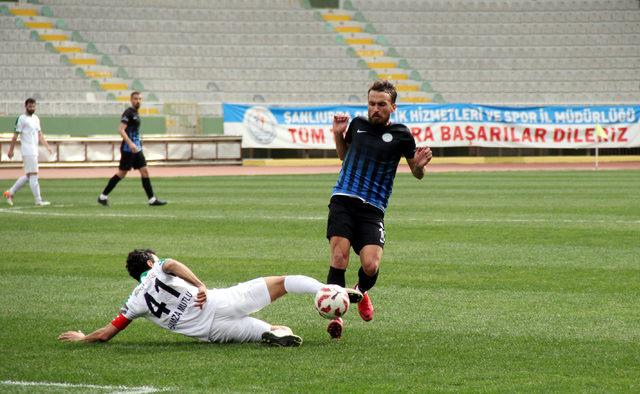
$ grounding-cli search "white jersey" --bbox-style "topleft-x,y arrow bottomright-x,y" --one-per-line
120,259 -> 216,341
14,113 -> 41,156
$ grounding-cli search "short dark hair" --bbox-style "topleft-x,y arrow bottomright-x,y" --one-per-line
130,91 -> 141,98
368,80 -> 397,104
126,249 -> 156,281
25,98 -> 36,106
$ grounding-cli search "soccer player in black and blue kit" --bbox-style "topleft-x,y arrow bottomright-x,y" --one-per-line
97,91 -> 166,206
325,80 -> 432,339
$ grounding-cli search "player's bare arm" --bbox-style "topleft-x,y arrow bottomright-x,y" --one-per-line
118,122 -> 138,153
332,114 -> 350,160
162,259 -> 207,308
58,322 -> 121,343
39,131 -> 52,155
407,146 -> 433,180
7,133 -> 18,159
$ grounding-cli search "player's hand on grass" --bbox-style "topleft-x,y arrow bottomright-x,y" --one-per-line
332,114 -> 350,135
414,146 -> 433,167
194,285 -> 207,309
58,330 -> 85,342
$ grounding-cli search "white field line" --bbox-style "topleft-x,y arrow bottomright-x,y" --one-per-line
426,218 -> 640,224
0,380 -> 168,393
0,207 -> 178,219
1,207 -> 639,225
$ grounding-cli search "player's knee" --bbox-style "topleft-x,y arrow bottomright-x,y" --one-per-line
331,250 -> 349,269
272,275 -> 285,289
264,276 -> 286,300
361,260 -> 379,276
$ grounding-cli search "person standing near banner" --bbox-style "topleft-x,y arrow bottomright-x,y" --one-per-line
324,80 -> 432,339
3,98 -> 53,206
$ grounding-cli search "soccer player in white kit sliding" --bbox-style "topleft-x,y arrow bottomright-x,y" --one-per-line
58,249 -> 363,347
3,98 -> 53,206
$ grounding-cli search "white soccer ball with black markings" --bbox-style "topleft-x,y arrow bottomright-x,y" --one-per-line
314,285 -> 350,319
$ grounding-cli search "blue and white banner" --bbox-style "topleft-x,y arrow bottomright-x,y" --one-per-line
223,103 -> 640,149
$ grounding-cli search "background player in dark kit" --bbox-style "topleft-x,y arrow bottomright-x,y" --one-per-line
97,91 -> 166,206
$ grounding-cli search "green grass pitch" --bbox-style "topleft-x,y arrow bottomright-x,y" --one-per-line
1,170 -> 639,392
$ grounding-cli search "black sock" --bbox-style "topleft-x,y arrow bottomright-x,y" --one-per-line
141,177 -> 154,199
102,175 -> 122,196
327,266 -> 346,287
357,267 -> 378,293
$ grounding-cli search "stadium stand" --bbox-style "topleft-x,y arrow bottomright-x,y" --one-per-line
351,0 -> 640,104
0,0 -> 368,119
0,0 -> 638,121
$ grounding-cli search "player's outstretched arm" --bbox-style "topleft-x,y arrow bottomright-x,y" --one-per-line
332,114 -> 350,161
407,146 -> 433,180
162,259 -> 207,308
58,322 -> 121,343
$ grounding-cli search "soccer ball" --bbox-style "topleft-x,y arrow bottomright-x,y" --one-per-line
314,285 -> 350,319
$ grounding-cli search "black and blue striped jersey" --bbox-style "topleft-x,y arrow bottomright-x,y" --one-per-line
331,116 -> 416,213
120,106 -> 142,153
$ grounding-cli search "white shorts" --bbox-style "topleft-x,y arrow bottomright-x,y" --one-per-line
207,278 -> 272,343
22,155 -> 38,174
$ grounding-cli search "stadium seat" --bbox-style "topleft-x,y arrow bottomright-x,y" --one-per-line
1,0 -> 639,114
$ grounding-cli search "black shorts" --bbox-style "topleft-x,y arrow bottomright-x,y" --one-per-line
119,150 -> 147,171
326,195 -> 385,255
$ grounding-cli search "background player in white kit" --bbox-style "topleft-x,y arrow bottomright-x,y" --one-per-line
58,249 -> 362,347
3,98 -> 53,206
